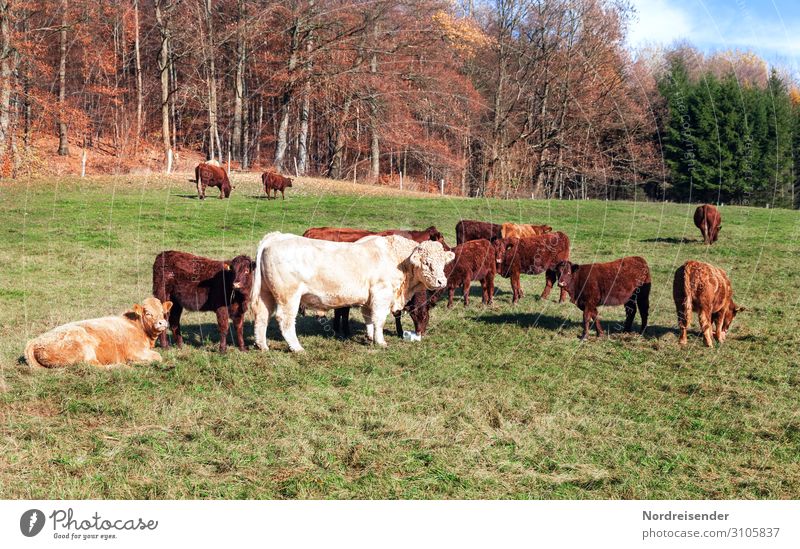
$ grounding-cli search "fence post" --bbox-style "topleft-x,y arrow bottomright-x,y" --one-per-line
399,171 -> 403,190
440,178 -> 444,195
166,148 -> 173,174
81,150 -> 87,177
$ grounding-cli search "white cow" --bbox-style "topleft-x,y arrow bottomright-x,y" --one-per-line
250,232 -> 455,352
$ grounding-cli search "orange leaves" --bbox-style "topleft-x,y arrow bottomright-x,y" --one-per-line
431,10 -> 491,59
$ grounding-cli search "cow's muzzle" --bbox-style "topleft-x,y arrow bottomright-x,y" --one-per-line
233,282 -> 242,289
557,281 -> 566,287
156,320 -> 168,332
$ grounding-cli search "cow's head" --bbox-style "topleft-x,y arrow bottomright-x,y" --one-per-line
226,255 -> 255,296
532,224 -> 553,235
129,297 -> 172,338
408,241 -> 454,290
490,237 -> 515,274
554,260 -> 578,289
285,176 -> 294,188
424,226 -> 450,249
719,301 -> 745,341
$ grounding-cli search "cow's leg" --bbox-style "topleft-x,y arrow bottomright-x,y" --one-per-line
699,310 -> 714,347
447,286 -> 455,308
197,181 -> 204,200
394,311 -> 404,338
713,311 -> 725,342
342,307 -> 351,337
232,311 -> 246,351
580,307 -> 592,341
677,309 -> 689,344
593,309 -> 605,337
462,279 -> 470,307
362,307 -> 374,341
216,307 -> 229,352
281,189 -> 285,200
169,303 -> 184,348
275,294 -> 304,352
541,269 -> 556,299
623,295 -> 637,332
636,282 -> 651,335
559,287 -> 568,303
253,288 -> 276,351
218,186 -> 224,199
369,302 -> 391,347
511,272 -> 521,304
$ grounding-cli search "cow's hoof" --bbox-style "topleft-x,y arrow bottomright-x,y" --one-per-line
238,346 -> 248,352
289,346 -> 305,353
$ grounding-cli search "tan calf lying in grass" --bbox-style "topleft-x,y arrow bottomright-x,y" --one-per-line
673,260 -> 743,346
24,297 -> 172,368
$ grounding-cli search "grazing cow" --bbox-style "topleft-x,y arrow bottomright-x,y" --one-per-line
24,297 -> 172,368
500,223 -> 553,240
441,238 -> 498,307
262,171 -> 293,200
153,251 -> 254,352
554,256 -> 651,340
492,232 -> 571,304
250,233 -> 454,351
673,260 -> 743,347
455,219 -> 501,245
195,162 -> 232,199
694,204 -> 721,244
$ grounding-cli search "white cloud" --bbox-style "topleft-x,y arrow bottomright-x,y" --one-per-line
626,0 -> 695,50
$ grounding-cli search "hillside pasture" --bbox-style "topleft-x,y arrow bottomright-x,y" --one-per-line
1,174 -> 799,499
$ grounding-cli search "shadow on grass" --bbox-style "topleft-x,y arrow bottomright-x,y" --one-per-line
640,237 -> 698,244
159,313 -> 374,350
477,312 -> 677,339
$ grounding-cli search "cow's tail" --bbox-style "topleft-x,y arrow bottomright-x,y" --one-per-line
249,242 -> 264,319
682,263 -> 693,329
24,339 -> 44,368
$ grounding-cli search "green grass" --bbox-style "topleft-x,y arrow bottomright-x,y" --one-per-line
1,173 -> 799,499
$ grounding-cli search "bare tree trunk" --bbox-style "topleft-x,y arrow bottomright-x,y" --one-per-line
0,0 -> 13,159
297,1 -> 315,175
242,79 -> 250,169
274,19 -> 300,171
169,41 -> 177,150
255,96 -> 263,165
57,0 -> 69,156
369,23 -> 379,180
155,0 -> 171,170
329,97 -> 352,179
134,0 -> 143,148
202,0 -> 220,161
232,0 -> 246,162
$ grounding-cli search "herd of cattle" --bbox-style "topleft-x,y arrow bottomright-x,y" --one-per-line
24,199 -> 742,368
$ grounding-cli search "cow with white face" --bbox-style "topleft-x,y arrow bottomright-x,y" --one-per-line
250,232 -> 454,352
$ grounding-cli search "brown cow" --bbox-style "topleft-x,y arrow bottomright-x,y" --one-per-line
492,232 -> 571,304
441,238 -> 498,307
195,162 -> 232,200
24,297 -> 172,368
694,204 -> 721,244
500,223 -> 553,239
554,256 -> 651,340
303,226 -> 449,247
303,226 -> 449,337
262,171 -> 293,200
673,260 -> 743,346
153,251 -> 254,352
456,220 -> 501,245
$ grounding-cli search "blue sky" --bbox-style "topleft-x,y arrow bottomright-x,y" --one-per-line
627,0 -> 800,68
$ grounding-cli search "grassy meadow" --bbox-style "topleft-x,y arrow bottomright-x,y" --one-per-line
1,173 -> 799,499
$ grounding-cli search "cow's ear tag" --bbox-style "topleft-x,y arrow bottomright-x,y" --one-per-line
224,263 -> 231,271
